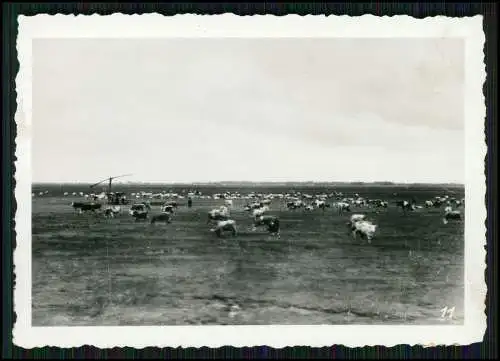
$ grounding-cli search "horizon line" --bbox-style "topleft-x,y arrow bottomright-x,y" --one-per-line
31,180 -> 465,186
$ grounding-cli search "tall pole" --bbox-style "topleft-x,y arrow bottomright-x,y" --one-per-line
108,177 -> 112,194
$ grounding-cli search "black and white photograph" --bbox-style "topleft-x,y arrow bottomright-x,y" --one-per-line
14,14 -> 486,348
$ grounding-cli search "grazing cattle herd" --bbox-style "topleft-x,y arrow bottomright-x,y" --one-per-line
34,188 -> 465,243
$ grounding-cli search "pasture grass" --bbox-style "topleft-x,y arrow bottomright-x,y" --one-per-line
31,185 -> 464,326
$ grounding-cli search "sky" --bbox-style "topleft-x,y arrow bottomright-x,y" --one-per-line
32,38 -> 465,184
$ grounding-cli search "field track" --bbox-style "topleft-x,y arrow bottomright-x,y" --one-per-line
32,184 -> 464,326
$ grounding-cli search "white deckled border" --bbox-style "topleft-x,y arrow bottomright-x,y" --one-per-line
13,14 -> 487,348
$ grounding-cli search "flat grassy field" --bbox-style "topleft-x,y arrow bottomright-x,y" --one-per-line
31,184 -> 464,326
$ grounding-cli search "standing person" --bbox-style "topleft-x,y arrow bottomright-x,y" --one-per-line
188,197 -> 193,208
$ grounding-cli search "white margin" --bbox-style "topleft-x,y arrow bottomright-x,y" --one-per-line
13,14 -> 487,348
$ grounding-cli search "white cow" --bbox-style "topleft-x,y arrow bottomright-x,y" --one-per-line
250,202 -> 263,209
252,205 -> 270,218
207,206 -> 230,223
314,199 -> 329,211
261,199 -> 272,206
349,214 -> 366,224
351,220 -> 377,243
336,202 -> 351,215
97,192 -> 107,200
211,219 -> 237,237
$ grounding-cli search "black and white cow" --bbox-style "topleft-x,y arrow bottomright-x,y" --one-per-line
396,200 -> 416,214
373,200 -> 388,209
286,200 -> 304,210
129,203 -> 151,221
103,206 -> 121,218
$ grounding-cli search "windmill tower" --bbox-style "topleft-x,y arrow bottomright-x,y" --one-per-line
89,174 -> 132,204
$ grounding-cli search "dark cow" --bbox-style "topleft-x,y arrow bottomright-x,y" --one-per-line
71,202 -> 102,213
253,215 -> 280,236
131,211 -> 148,221
71,201 -> 86,211
396,200 -> 415,214
103,208 -> 114,218
433,199 -> 444,208
372,200 -> 388,208
443,210 -> 462,225
151,213 -> 172,224
81,203 -> 102,212
130,203 -> 151,212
